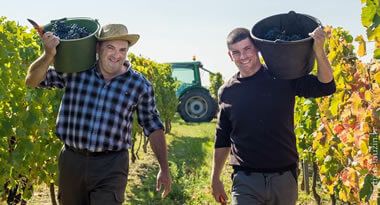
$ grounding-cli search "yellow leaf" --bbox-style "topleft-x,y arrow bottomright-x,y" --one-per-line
360,139 -> 369,154
369,200 -> 378,205
350,93 -> 362,114
339,189 -> 348,202
361,121 -> 371,133
355,35 -> 367,57
374,72 -> 380,84
319,164 -> 327,174
364,90 -> 372,101
348,168 -> 359,187
327,184 -> 335,195
346,132 -> 355,144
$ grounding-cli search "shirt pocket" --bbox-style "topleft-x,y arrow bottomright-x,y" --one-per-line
111,92 -> 138,117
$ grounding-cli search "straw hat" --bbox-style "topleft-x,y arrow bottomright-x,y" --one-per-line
96,24 -> 140,46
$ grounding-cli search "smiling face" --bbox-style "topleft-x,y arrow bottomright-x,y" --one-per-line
97,40 -> 129,80
228,38 -> 261,77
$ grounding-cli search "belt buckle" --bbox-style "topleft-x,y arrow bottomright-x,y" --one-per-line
66,145 -> 95,156
65,144 -> 121,157
81,149 -> 92,156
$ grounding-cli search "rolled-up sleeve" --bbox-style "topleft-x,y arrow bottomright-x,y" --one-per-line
137,83 -> 164,137
38,68 -> 66,89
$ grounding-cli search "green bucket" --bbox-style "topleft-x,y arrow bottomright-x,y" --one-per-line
44,17 -> 100,73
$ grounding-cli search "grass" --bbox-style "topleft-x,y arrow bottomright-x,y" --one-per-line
20,118 -> 333,205
125,119 -> 230,204
124,119 -> 323,204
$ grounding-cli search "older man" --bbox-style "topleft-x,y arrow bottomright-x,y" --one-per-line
25,23 -> 171,205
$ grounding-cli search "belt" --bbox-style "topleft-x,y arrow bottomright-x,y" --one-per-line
64,144 -> 125,157
233,163 -> 297,174
232,163 -> 298,182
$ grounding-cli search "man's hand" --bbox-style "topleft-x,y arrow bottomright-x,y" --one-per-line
309,26 -> 334,83
211,178 -> 228,204
148,129 -> 171,198
309,26 -> 326,57
156,168 -> 172,198
210,147 -> 230,204
42,32 -> 60,57
25,32 -> 59,87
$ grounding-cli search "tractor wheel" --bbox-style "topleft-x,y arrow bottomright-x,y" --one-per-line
178,89 -> 217,122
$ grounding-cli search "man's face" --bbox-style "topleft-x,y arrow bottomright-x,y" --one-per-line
97,40 -> 129,75
228,38 -> 260,73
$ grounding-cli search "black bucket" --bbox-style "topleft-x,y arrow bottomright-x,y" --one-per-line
251,11 -> 321,79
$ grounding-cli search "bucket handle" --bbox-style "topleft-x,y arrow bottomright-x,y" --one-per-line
285,11 -> 297,34
285,11 -> 323,35
50,17 -> 67,23
50,17 -> 100,24
49,17 -> 101,32
302,13 -> 323,27
274,39 -> 290,44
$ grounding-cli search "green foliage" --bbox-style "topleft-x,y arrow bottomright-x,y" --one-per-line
129,53 -> 177,129
295,25 -> 379,204
295,98 -> 319,162
125,120 -> 233,204
0,17 -> 178,203
120,54 -> 178,163
0,16 -> 63,201
209,72 -> 224,100
361,0 -> 380,59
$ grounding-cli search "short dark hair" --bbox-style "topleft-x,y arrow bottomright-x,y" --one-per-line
226,27 -> 254,49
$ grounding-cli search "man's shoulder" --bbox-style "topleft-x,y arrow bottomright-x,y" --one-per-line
217,73 -> 240,100
128,68 -> 153,89
220,73 -> 239,91
128,68 -> 148,80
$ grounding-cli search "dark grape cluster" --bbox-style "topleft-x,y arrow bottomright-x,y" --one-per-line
264,28 -> 305,41
50,20 -> 90,40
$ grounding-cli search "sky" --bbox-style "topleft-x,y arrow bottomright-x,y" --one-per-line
2,0 -> 365,83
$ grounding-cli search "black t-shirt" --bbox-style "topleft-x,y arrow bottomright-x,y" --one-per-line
215,66 -> 336,170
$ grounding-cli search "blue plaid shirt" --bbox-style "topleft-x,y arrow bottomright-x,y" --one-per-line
39,63 -> 164,152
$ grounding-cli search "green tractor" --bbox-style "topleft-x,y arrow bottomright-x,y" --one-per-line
169,61 -> 217,122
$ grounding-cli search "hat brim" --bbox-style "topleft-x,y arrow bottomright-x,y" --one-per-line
96,34 -> 140,46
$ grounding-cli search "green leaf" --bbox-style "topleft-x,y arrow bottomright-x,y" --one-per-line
374,48 -> 380,59
374,71 -> 380,84
0,17 -> 63,199
359,174 -> 374,201
367,23 -> 380,41
362,4 -> 377,27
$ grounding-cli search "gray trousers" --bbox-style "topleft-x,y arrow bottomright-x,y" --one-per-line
231,170 -> 298,205
58,146 -> 129,205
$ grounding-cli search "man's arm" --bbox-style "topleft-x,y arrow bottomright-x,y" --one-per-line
149,129 -> 172,198
211,147 -> 230,204
25,32 -> 59,87
309,26 -> 333,83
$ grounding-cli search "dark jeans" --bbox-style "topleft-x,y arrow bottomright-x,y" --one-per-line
58,146 -> 129,205
231,170 -> 298,205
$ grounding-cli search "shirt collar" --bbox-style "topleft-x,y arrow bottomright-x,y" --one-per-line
94,60 -> 132,80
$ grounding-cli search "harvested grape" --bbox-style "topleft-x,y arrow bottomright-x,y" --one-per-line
50,20 -> 90,40
264,27 -> 305,41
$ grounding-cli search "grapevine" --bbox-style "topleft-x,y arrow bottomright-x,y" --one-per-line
0,17 -> 178,203
295,26 -> 379,204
